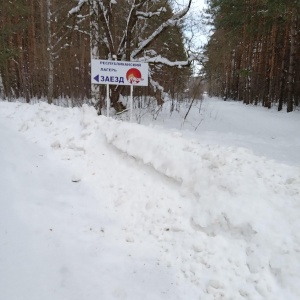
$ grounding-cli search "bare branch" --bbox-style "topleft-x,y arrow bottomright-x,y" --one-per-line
117,0 -> 145,59
68,0 -> 88,15
139,55 -> 193,67
136,7 -> 167,19
131,0 -> 192,59
97,1 -> 116,55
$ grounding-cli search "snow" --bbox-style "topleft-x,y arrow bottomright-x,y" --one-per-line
0,97 -> 299,300
130,0 -> 192,59
140,55 -> 193,66
139,98 -> 300,166
68,0 -> 87,15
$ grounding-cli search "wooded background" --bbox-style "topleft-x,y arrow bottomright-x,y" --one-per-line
0,0 -> 191,110
1,0 -> 299,113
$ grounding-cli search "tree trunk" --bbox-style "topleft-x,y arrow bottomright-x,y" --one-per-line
287,12 -> 297,112
267,22 -> 277,109
46,0 -> 54,104
278,23 -> 289,111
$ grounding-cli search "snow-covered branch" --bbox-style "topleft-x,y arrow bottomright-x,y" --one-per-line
117,0 -> 145,59
139,55 -> 194,67
131,0 -> 192,59
136,7 -> 166,19
97,1 -> 115,54
68,0 -> 88,15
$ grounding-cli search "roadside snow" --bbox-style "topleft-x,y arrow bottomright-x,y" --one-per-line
139,97 -> 300,166
0,99 -> 299,300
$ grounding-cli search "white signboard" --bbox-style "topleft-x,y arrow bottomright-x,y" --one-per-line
91,59 -> 148,86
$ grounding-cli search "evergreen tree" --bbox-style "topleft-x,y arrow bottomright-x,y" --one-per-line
0,0 -> 193,108
204,0 -> 300,112
0,0 -> 29,99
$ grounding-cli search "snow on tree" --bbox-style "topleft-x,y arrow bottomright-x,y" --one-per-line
69,0 -> 194,112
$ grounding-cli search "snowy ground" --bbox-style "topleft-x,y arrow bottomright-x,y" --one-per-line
0,97 -> 299,300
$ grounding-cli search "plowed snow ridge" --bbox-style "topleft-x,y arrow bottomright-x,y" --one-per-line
0,100 -> 299,300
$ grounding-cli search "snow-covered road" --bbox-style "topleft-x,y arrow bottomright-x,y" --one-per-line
140,98 -> 300,166
0,99 -> 299,300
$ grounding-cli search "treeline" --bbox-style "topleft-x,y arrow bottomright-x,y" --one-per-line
0,0 -> 91,103
204,0 -> 300,112
0,0 -> 191,109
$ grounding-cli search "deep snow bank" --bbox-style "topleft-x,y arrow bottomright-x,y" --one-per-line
140,97 -> 300,167
1,101 -> 300,299
100,112 -> 300,298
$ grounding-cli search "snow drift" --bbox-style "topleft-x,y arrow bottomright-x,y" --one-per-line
1,100 -> 299,300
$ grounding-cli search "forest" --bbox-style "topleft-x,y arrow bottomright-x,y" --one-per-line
204,0 -> 300,112
0,0 -> 299,112
0,0 -> 194,112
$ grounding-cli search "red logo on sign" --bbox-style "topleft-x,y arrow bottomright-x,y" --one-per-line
126,68 -> 143,84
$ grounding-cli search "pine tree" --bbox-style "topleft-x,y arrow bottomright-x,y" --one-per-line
204,0 -> 300,112
0,0 -> 29,99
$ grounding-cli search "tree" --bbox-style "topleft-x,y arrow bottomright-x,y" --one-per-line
69,0 -> 193,112
204,0 -> 300,112
45,0 -> 77,104
0,0 -> 29,99
0,0 -> 195,108
0,0 -> 91,102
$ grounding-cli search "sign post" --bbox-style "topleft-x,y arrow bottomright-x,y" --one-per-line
91,59 -> 148,120
130,85 -> 133,121
106,83 -> 110,117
